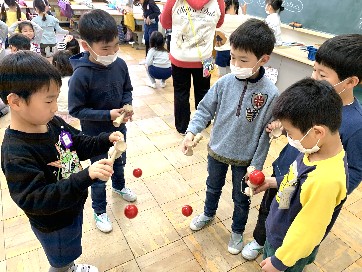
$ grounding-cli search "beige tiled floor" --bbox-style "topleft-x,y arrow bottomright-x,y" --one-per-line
0,45 -> 362,272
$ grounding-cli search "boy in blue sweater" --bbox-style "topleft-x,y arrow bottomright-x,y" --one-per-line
68,9 -> 135,234
258,78 -> 347,272
181,19 -> 279,255
242,34 -> 362,261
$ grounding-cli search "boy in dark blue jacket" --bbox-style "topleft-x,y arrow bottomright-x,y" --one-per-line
68,9 -> 135,234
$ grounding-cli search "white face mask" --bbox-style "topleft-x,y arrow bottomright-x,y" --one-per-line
230,58 -> 263,79
333,78 -> 348,95
287,127 -> 320,154
87,44 -> 118,66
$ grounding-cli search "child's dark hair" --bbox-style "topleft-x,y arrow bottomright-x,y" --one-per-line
273,78 -> 342,134
66,37 -> 80,55
150,31 -> 167,52
0,51 -> 62,104
52,50 -> 73,77
79,9 -> 118,45
225,0 -> 239,14
18,21 -> 35,33
229,18 -> 275,59
33,0 -> 47,21
9,33 -> 31,51
1,0 -> 21,23
265,0 -> 284,13
315,34 -> 362,84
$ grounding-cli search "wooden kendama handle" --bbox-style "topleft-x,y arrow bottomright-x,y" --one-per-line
185,133 -> 203,156
113,105 -> 133,127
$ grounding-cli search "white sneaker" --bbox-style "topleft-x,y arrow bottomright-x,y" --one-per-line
228,232 -> 243,255
113,187 -> 137,202
94,213 -> 112,233
189,213 -> 214,231
146,82 -> 156,88
160,81 -> 166,88
139,59 -> 146,65
242,239 -> 264,260
68,264 -> 98,272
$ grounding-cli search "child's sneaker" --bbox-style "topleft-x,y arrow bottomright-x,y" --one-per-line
94,212 -> 112,233
228,232 -> 243,254
68,263 -> 98,272
189,213 -> 214,231
113,187 -> 137,202
146,82 -> 156,89
241,239 -> 264,260
139,59 -> 146,65
160,81 -> 166,88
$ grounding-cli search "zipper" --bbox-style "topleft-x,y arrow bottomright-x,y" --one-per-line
236,80 -> 248,117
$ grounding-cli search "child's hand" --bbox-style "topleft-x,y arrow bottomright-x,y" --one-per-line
254,177 -> 277,194
241,3 -> 247,15
110,108 -> 123,121
121,108 -> 134,123
260,257 -> 281,272
145,16 -> 151,25
88,159 -> 114,181
266,120 -> 283,133
181,132 -> 194,154
109,131 -> 124,143
64,35 -> 73,43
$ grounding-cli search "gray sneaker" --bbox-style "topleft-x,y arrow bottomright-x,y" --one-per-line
228,232 -> 243,254
189,213 -> 214,231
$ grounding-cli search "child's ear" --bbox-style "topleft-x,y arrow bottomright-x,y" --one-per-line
346,76 -> 360,89
80,40 -> 90,51
7,93 -> 24,111
259,54 -> 270,66
313,125 -> 326,140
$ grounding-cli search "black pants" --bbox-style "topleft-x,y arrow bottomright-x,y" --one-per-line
171,64 -> 211,134
253,187 -> 278,245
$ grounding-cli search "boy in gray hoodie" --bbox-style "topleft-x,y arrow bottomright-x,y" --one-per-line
181,19 -> 279,255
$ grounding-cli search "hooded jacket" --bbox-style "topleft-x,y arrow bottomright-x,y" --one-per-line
68,52 -> 133,135
160,0 -> 225,68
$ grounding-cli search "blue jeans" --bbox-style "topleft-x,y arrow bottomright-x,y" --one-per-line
144,23 -> 158,55
90,126 -> 127,214
31,211 -> 83,268
204,155 -> 249,234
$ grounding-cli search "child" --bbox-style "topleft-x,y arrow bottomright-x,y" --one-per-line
181,19 -> 278,255
52,50 -> 76,123
68,9 -> 136,233
32,0 -> 69,57
215,0 -> 246,77
8,20 -> 43,53
0,20 -> 7,60
57,34 -> 80,55
265,0 -> 284,46
242,34 -> 362,261
137,0 -> 160,62
1,0 -> 26,27
8,33 -> 31,52
0,51 -> 123,272
145,31 -> 171,88
256,78 -> 347,272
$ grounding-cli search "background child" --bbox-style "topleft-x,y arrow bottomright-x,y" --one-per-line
8,20 -> 43,53
1,0 -> 26,26
265,0 -> 284,46
145,31 -> 171,88
68,9 -> 136,233
242,33 -> 362,261
8,33 -> 31,52
257,78 -> 347,272
32,0 -> 68,57
52,50 -> 76,124
0,50 -> 122,272
137,0 -> 160,63
214,0 -> 246,77
57,34 -> 80,55
0,20 -> 7,60
181,19 -> 278,255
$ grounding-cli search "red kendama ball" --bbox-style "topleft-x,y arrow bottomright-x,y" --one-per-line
182,205 -> 193,217
124,204 -> 138,219
249,170 -> 265,186
133,168 -> 142,178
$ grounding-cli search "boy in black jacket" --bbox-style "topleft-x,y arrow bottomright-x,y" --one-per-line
0,51 -> 122,272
